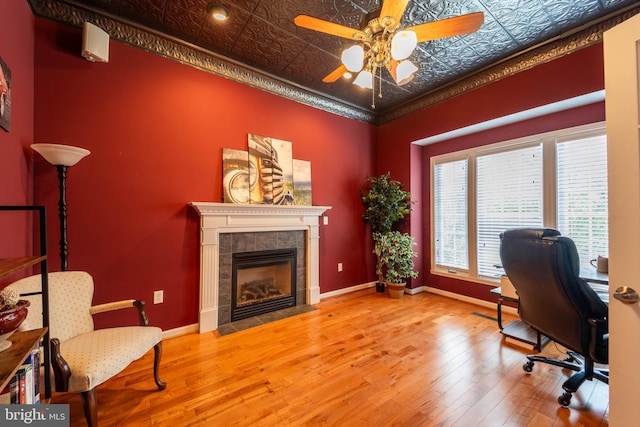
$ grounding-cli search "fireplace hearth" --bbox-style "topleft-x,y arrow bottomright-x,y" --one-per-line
232,248 -> 297,321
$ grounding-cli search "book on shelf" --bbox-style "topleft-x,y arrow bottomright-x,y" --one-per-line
0,344 -> 41,405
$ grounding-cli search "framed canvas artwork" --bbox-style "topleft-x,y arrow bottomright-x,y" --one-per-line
222,134 -> 309,205
293,160 -> 312,206
0,56 -> 11,132
222,148 -> 250,204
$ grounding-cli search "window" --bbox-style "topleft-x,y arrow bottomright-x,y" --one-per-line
433,159 -> 468,271
476,145 -> 543,277
431,122 -> 607,282
556,135 -> 608,269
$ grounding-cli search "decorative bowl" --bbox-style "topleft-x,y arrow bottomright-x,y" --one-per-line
0,300 -> 30,352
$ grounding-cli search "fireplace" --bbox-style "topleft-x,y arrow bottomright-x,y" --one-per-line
190,202 -> 330,333
232,248 -> 297,321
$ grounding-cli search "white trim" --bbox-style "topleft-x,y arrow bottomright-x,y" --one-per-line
190,202 -> 331,333
161,323 -> 199,339
414,90 -> 605,146
430,121 -> 607,281
405,286 -> 426,295
320,281 -> 376,299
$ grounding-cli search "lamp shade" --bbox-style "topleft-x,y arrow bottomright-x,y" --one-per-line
392,60 -> 418,86
341,45 -> 365,72
31,143 -> 90,166
391,30 -> 418,60
353,70 -> 373,89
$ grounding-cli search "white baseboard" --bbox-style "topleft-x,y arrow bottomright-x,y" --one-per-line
405,286 -> 426,295
162,323 -> 199,339
320,281 -> 377,299
320,283 -> 427,297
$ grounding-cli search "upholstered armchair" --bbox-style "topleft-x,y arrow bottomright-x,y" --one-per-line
8,271 -> 166,426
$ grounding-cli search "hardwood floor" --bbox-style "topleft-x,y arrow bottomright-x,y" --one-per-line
51,288 -> 609,426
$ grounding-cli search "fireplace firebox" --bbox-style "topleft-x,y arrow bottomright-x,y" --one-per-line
231,248 -> 297,321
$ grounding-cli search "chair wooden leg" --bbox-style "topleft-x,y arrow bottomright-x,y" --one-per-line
154,342 -> 167,390
80,388 -> 97,427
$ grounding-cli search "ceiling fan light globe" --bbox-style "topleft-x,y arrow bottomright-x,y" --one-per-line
353,70 -> 373,89
341,45 -> 365,72
393,60 -> 418,85
391,30 -> 417,60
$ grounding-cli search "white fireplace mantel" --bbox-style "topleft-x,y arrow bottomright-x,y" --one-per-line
190,202 -> 331,333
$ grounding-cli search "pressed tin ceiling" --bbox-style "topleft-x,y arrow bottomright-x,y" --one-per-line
28,0 -> 640,124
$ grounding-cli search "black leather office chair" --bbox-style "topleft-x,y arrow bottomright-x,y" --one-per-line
499,228 -> 608,407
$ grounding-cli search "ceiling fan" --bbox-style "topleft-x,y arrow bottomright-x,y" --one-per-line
294,0 -> 484,109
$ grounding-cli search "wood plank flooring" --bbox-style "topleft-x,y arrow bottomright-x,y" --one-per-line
50,288 -> 609,426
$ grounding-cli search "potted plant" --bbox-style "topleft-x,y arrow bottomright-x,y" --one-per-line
360,172 -> 414,291
373,231 -> 418,299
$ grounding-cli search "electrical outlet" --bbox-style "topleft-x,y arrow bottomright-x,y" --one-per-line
323,216 -> 329,225
153,290 -> 164,304
338,263 -> 343,272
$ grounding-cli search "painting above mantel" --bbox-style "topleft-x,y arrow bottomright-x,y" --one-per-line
222,134 -> 312,206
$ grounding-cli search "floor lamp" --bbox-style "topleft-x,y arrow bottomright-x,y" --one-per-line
31,143 -> 90,271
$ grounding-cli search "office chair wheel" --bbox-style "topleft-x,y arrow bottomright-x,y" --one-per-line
558,392 -> 572,407
523,361 -> 534,373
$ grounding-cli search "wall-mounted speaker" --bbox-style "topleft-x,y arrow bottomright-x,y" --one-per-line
81,22 -> 109,63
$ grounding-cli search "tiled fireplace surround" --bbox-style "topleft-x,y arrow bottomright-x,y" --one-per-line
190,202 -> 330,333
219,231 -> 304,324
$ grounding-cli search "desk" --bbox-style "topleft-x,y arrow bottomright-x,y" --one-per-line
580,267 -> 609,285
580,267 -> 609,304
490,287 -> 549,351
492,269 -> 609,350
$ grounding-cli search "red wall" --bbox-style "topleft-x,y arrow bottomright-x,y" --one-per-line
3,7 -> 608,328
377,44 -> 606,302
0,0 -> 35,267
32,19 -> 376,330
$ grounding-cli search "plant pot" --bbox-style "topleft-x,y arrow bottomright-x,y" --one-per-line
375,282 -> 385,293
386,282 -> 406,299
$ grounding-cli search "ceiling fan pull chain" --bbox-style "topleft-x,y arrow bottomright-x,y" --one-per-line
371,78 -> 376,109
371,67 -> 376,109
378,66 -> 383,99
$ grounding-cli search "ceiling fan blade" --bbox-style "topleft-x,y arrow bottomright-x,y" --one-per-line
294,15 -> 365,40
322,65 -> 348,83
379,0 -> 410,25
406,12 -> 484,42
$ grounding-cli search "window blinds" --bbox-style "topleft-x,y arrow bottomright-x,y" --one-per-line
476,145 -> 543,277
433,159 -> 468,270
556,135 -> 608,268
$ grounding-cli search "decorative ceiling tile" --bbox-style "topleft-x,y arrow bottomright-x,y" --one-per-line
28,0 -> 640,122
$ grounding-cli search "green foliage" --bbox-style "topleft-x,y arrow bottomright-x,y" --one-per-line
360,172 -> 414,235
373,231 -> 419,284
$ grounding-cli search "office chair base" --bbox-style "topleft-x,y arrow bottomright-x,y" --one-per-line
523,353 -> 609,407
523,354 -> 582,374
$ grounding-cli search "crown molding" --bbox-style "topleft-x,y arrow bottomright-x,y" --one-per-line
28,0 -> 639,125
377,5 -> 640,125
28,0 -> 376,123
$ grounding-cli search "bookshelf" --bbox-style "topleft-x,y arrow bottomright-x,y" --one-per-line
0,328 -> 47,393
0,206 -> 51,400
